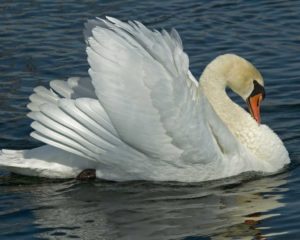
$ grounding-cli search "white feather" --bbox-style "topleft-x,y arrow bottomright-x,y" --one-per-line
0,17 -> 290,182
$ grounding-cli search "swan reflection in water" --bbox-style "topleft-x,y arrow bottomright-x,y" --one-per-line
13,173 -> 287,240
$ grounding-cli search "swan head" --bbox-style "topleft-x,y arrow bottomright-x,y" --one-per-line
206,54 -> 266,123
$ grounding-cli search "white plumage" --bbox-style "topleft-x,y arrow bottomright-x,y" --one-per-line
0,17 -> 290,182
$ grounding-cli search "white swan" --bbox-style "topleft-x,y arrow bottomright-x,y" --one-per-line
0,17 -> 290,182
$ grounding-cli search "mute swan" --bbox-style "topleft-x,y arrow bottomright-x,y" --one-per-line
0,17 -> 290,182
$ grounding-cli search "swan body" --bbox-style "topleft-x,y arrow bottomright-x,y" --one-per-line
0,17 -> 290,182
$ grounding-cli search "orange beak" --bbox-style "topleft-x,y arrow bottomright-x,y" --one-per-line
247,93 -> 263,124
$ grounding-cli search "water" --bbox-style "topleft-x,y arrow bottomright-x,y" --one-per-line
0,0 -> 300,239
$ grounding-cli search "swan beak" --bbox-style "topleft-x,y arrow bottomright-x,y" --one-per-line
247,93 -> 263,124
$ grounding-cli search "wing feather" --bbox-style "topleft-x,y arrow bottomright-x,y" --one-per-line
24,17 -> 239,179
86,17 -> 222,164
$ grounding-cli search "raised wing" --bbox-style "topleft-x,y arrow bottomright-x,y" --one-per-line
86,17 -> 223,164
24,17 -> 244,181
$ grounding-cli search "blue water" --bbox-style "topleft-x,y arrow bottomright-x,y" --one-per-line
0,0 -> 300,239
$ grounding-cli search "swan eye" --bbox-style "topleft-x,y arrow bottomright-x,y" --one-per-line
250,80 -> 265,100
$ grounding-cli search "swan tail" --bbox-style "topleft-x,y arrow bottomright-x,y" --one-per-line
0,146 -> 95,178
0,149 -> 74,178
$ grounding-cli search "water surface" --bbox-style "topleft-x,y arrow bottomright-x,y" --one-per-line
0,0 -> 300,239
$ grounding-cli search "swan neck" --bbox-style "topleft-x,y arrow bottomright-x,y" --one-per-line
200,65 -> 251,134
